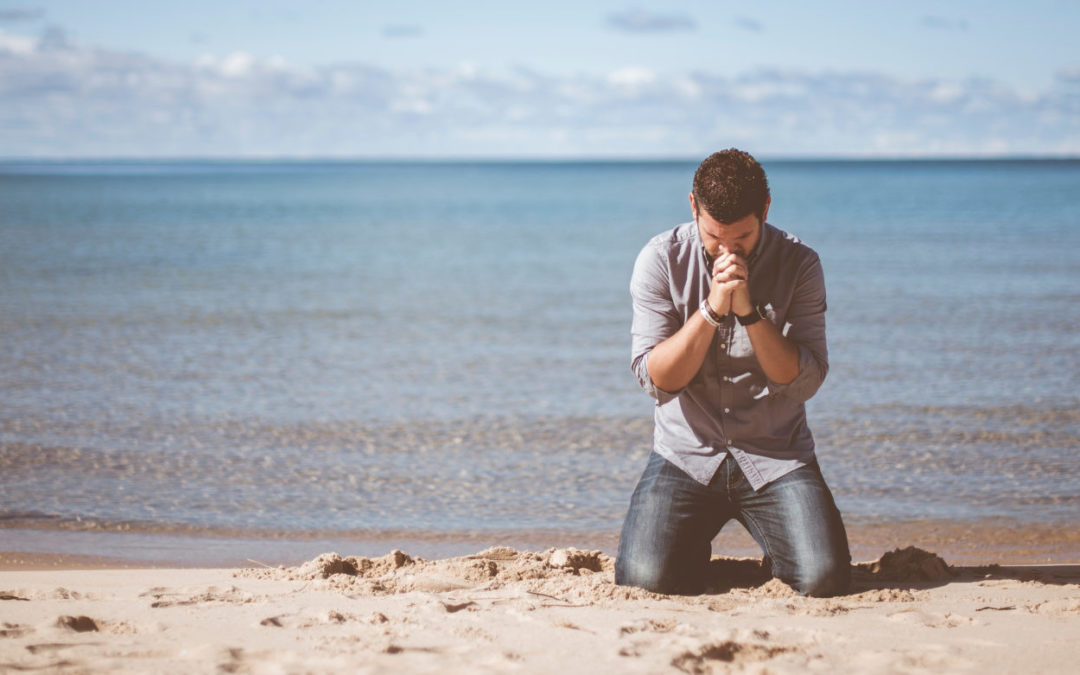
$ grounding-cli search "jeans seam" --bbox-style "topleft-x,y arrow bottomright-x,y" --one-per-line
739,509 -> 773,565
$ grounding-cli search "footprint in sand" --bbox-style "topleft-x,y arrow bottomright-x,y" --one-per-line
141,585 -> 262,608
1,622 -> 34,638
886,608 -> 975,628
54,616 -> 99,632
618,618 -> 679,635
670,638 -> 799,672
0,592 -> 30,601
7,587 -> 95,601
1025,598 -> 1080,616
260,609 -> 373,629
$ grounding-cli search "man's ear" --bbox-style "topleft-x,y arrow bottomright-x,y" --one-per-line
688,192 -> 698,217
761,197 -> 772,223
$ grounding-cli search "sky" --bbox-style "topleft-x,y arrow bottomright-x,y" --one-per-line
1,1 -> 1077,158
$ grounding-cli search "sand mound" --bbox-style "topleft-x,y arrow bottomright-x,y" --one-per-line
240,545 -> 957,601
855,546 -> 953,582
548,547 -> 605,572
292,550 -> 415,580
238,547 -> 620,598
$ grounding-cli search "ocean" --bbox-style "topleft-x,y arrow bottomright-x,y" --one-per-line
2,159 -> 1078,565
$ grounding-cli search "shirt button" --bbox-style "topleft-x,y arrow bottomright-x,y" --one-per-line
724,408 -> 731,413
727,441 -> 734,447
722,376 -> 731,382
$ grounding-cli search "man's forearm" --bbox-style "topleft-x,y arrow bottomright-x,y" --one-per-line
644,310 -> 717,393
745,318 -> 800,384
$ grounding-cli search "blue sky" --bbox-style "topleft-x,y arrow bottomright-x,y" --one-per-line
1,1 -> 1077,158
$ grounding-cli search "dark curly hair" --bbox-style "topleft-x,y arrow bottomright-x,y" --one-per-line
691,149 -> 770,224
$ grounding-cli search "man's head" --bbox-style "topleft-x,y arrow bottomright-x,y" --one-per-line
690,149 -> 771,259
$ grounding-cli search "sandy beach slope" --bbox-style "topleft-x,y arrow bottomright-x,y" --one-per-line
1,546 -> 1078,673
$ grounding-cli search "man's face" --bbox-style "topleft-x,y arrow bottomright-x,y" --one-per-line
690,193 -> 769,259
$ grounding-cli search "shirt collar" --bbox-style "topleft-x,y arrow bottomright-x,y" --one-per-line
746,220 -> 770,269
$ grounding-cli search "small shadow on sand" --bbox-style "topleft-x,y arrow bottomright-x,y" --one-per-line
951,563 -> 1080,587
702,546 -> 1080,595
701,557 -> 773,593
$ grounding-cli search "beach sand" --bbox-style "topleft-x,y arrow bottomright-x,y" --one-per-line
1,546 -> 1078,673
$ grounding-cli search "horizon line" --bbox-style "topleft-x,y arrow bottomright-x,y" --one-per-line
2,154 -> 1079,164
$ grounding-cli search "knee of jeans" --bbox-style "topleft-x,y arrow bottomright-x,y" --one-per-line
792,558 -> 851,597
615,555 -> 679,595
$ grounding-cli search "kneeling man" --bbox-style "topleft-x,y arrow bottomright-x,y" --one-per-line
615,149 -> 851,597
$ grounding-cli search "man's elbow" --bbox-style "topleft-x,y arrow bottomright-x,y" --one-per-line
787,378 -> 824,403
647,369 -> 680,394
632,354 -> 658,395
645,357 -> 694,396
784,363 -> 828,403
631,353 -> 682,402
774,347 -> 828,403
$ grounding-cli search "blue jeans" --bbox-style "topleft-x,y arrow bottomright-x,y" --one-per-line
615,452 -> 851,596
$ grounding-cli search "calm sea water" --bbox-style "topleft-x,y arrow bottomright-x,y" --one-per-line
2,160 -> 1078,557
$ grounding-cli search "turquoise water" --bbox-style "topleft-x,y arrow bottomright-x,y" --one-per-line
2,160 -> 1078,549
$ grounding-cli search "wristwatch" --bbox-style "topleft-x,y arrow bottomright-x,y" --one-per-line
736,304 -> 766,326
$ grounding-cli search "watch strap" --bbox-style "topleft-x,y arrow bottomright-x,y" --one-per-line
736,304 -> 765,326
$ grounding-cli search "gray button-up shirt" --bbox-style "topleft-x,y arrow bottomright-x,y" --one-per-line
630,220 -> 829,489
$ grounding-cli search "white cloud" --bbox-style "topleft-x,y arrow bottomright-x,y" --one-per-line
606,66 -> 655,89
220,51 -> 255,77
672,77 -> 701,100
927,83 -> 965,104
390,98 -> 433,115
454,61 -> 478,81
0,28 -> 34,54
0,34 -> 1077,158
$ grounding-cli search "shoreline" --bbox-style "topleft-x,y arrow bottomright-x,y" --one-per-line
3,517 -> 1079,570
4,550 -> 1078,577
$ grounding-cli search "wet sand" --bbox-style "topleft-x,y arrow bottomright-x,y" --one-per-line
1,546 -> 1078,674
0,552 -> 158,572
3,515 -> 1079,571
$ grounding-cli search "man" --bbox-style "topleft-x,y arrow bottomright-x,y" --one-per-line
615,149 -> 850,597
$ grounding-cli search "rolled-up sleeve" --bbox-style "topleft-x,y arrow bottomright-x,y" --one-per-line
766,253 -> 829,403
629,242 -> 682,404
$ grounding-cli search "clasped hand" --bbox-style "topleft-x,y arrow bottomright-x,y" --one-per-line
706,250 -> 753,317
